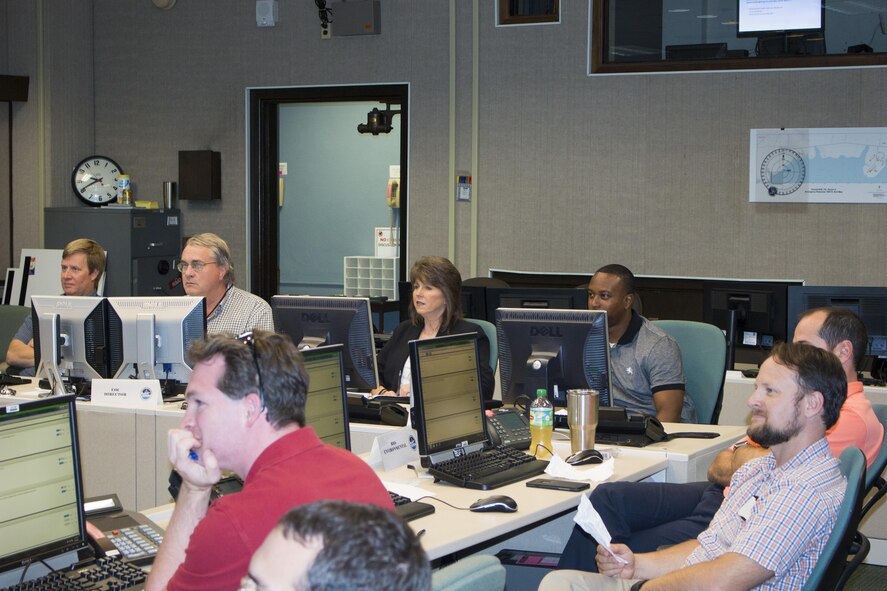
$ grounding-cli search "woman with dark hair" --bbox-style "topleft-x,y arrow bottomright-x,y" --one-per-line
373,256 -> 495,400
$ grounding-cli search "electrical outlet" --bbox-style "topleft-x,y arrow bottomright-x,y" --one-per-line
321,24 -> 331,39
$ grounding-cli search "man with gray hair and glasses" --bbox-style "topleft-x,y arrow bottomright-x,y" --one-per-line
178,232 -> 273,335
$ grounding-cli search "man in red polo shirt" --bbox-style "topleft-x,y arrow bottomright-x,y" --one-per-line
146,330 -> 392,591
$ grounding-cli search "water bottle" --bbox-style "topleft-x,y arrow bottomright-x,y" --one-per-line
529,388 -> 553,459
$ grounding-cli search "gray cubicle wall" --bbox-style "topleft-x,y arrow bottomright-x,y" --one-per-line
6,2 -> 887,292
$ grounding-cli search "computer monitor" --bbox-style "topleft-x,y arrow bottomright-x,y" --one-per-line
408,332 -> 487,461
32,296 -> 111,389
0,396 -> 86,584
485,287 -> 588,324
787,286 -> 887,359
703,280 -> 801,369
271,295 -> 378,390
105,296 -> 206,384
496,308 -> 611,407
301,344 -> 351,450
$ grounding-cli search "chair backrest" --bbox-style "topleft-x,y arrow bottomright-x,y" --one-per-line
431,554 -> 505,591
802,446 -> 866,591
0,305 -> 31,368
861,403 -> 887,517
467,318 -> 498,372
652,320 -> 727,424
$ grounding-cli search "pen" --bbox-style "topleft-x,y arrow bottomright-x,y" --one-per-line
188,450 -> 199,461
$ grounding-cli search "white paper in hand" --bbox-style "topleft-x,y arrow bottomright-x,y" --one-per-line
574,494 -> 629,564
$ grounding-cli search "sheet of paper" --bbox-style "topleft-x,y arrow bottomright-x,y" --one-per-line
383,481 -> 435,500
574,494 -> 629,564
544,453 -> 615,481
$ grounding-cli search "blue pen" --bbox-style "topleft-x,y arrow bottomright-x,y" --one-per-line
188,450 -> 199,461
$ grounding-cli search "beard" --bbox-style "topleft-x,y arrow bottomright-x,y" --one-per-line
747,408 -> 804,448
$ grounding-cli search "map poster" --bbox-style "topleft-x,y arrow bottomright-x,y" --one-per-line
749,128 -> 887,203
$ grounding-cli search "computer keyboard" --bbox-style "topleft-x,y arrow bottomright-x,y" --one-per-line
389,491 -> 436,521
1,555 -> 146,591
428,445 -> 549,490
106,523 -> 164,566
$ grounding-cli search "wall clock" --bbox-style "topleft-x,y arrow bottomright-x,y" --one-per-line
71,155 -> 123,206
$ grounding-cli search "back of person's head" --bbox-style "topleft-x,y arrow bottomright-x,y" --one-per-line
185,232 -> 235,285
63,238 -> 106,288
277,500 -> 431,591
186,330 -> 309,428
593,263 -> 636,295
409,256 -> 464,331
769,341 -> 847,430
800,307 -> 868,372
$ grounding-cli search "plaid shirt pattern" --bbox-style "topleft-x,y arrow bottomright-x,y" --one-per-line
206,286 -> 274,336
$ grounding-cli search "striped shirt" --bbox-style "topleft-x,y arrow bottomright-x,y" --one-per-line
686,437 -> 845,590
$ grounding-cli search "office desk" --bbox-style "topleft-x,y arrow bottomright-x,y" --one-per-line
143,442 -> 668,562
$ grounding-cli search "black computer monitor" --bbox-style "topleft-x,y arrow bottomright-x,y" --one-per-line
485,287 -> 588,323
32,296 -> 111,387
271,295 -> 378,390
301,344 -> 351,450
0,396 -> 86,585
496,308 -> 611,407
787,286 -> 887,358
703,280 -> 801,369
105,296 -> 206,384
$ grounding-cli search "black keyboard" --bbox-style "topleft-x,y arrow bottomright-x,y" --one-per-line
2,556 -> 146,591
428,445 -> 549,490
389,491 -> 436,521
595,432 -> 651,448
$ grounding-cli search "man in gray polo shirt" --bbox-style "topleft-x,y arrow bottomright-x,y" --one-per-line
587,264 -> 694,423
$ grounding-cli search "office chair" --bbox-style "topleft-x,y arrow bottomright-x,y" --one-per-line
466,318 -> 498,372
802,446 -> 867,591
652,320 -> 727,424
0,305 -> 30,373
431,554 -> 506,591
861,404 -> 887,519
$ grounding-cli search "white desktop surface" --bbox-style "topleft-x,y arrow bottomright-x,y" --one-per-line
144,441 -> 668,562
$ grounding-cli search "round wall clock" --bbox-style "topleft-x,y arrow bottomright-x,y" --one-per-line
71,155 -> 123,206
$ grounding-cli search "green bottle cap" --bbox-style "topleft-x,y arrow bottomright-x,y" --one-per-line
536,388 -> 547,398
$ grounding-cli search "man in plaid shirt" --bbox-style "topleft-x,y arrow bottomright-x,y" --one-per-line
540,341 -> 848,591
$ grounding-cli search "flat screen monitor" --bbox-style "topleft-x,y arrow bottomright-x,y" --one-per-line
0,396 -> 86,585
703,280 -> 800,369
485,287 -> 588,324
105,296 -> 206,384
787,286 -> 887,358
32,296 -> 110,385
409,332 -> 487,460
738,0 -> 822,35
271,296 -> 378,390
301,344 -> 351,450
496,308 -> 611,408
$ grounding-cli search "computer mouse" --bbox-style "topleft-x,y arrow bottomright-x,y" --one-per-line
469,495 -> 518,513
565,449 -> 604,466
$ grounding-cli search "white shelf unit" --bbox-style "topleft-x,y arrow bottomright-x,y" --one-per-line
343,256 -> 399,299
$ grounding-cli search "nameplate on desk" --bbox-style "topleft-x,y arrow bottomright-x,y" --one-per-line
371,426 -> 420,471
91,379 -> 163,406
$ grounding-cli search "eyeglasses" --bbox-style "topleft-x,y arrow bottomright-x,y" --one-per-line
176,260 -> 218,273
238,331 -> 266,411
238,575 -> 257,591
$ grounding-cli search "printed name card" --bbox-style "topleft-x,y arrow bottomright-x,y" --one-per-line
91,379 -> 163,407
369,426 -> 421,471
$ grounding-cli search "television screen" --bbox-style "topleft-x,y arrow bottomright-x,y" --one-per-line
738,0 -> 822,34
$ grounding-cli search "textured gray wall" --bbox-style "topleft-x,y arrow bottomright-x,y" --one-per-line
4,1 -> 887,288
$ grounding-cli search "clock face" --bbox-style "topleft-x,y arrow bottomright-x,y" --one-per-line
71,156 -> 123,206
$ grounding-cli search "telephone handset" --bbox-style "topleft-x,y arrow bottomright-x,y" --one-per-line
387,179 -> 400,208
83,494 -> 165,566
487,408 -> 533,450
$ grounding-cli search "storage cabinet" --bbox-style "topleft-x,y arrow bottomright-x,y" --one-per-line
343,256 -> 398,299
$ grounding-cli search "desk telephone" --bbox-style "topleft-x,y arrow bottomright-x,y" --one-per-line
487,408 -> 533,450
83,494 -> 165,566
596,407 -> 718,447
